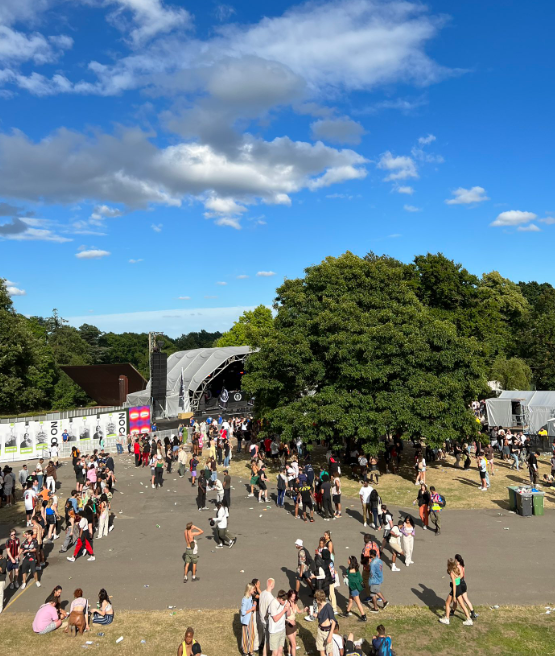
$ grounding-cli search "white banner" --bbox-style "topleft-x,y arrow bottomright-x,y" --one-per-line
0,410 -> 128,464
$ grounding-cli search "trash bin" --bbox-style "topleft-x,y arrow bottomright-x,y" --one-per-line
532,492 -> 545,516
517,493 -> 533,517
507,486 -> 518,511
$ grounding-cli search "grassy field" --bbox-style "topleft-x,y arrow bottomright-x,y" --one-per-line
1,606 -> 554,656
225,445 -> 555,511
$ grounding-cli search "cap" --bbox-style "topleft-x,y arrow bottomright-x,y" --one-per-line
295,539 -> 303,547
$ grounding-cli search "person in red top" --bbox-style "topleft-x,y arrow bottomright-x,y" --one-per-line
264,437 -> 272,457
6,529 -> 20,589
133,439 -> 141,467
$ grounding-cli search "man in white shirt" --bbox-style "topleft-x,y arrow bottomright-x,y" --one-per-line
268,589 -> 289,656
258,578 -> 275,656
359,480 -> 373,527
211,502 -> 236,548
23,483 -> 37,526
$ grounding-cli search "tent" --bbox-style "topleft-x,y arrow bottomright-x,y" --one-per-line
486,390 -> 555,434
126,346 -> 254,417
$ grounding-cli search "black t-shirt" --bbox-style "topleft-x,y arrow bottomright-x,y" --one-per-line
300,485 -> 312,503
0,557 -> 7,581
74,464 -> 83,478
322,481 -> 332,499
317,602 -> 335,627
529,454 -> 538,469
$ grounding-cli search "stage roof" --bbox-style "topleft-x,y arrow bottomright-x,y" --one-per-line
61,363 -> 147,406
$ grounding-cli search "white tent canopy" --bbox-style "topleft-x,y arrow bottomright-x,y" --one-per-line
486,390 -> 555,433
126,346 -> 254,417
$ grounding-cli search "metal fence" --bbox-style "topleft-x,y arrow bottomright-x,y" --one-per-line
0,406 -> 125,425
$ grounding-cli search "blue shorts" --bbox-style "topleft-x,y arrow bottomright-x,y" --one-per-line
350,589 -> 360,597
7,561 -> 19,572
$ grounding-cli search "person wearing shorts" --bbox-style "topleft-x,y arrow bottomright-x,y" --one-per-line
315,589 -> 336,656
183,522 -> 203,583
268,589 -> 289,655
387,523 -> 405,572
32,600 -> 62,634
6,530 -> 20,589
299,482 -> 314,523
20,531 -> 40,589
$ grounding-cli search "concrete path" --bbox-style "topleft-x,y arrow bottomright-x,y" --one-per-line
3,455 -> 553,613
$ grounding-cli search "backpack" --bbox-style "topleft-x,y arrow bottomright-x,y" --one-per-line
373,636 -> 393,656
437,494 -> 446,508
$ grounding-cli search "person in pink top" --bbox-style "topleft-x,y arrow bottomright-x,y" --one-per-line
86,465 -> 97,485
32,600 -> 62,634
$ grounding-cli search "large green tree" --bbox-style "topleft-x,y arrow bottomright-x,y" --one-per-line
243,252 -> 486,452
174,330 -> 223,351
216,305 -> 274,347
490,356 -> 532,390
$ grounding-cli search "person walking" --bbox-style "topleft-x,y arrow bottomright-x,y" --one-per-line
429,487 -> 443,536
277,468 -> 287,508
211,502 -> 236,548
223,469 -> 232,509
368,549 -> 389,614
386,521 -> 405,572
477,453 -> 489,491
415,455 -> 426,486
66,512 -> 95,563
6,529 -> 20,589
453,554 -> 478,620
184,522 -> 203,582
340,556 -> 367,622
20,530 -> 41,589
439,558 -> 473,626
528,450 -> 540,485
400,516 -> 415,566
359,480 -> 373,527
197,471 -> 207,511
413,483 -> 430,530
369,487 -> 381,529
314,589 -> 336,656
97,498 -> 109,539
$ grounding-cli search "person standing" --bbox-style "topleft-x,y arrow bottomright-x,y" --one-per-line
359,481 -> 372,527
528,450 -> 540,485
258,578 -> 276,656
240,583 -> 257,656
314,589 -> 336,656
178,447 -> 188,478
295,539 -> 314,595
277,468 -> 287,508
212,502 -> 236,548
184,522 -> 203,583
154,454 -> 164,489
20,530 -> 41,589
321,475 -> 333,520
299,479 -> 315,523
3,469 -> 14,507
332,475 -> 342,518
413,483 -> 430,530
18,465 -> 29,498
223,469 -> 232,509
0,545 -> 7,614
197,471 -> 207,511
133,439 -> 141,467
267,589 -> 289,656
6,529 -> 20,589
429,487 -> 443,536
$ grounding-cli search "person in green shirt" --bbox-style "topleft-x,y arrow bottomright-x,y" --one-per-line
339,555 -> 367,622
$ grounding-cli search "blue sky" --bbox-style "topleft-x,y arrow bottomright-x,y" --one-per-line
1,0 -> 554,336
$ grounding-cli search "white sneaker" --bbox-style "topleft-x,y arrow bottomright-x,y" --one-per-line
439,616 -> 450,625
422,526 -> 427,530
21,581 -> 27,589
109,526 -> 114,532
405,562 -> 410,567
36,581 -> 41,587
53,534 -> 60,540
87,556 -> 96,562
463,619 -> 473,626
152,484 -> 155,489
391,565 -> 400,572
363,522 -> 367,527
97,536 -> 102,540
67,556 -> 76,562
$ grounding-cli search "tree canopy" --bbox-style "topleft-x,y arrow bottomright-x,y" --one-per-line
216,305 -> 274,348
243,252 -> 487,451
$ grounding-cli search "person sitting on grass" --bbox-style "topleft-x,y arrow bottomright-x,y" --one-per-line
32,599 -> 63,635
91,588 -> 114,624
371,624 -> 393,656
177,626 -> 202,655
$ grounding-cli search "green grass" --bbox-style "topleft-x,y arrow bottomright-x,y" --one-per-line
1,606 -> 554,655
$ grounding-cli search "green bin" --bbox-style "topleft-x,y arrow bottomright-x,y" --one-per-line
532,492 -> 545,516
507,486 -> 518,511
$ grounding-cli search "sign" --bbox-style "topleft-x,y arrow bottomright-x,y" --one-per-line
129,406 -> 151,435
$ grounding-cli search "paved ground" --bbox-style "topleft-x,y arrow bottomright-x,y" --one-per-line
3,453 -> 554,614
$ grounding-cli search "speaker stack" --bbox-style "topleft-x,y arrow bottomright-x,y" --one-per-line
150,352 -> 168,405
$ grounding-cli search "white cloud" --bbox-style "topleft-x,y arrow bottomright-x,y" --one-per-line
540,217 -> 555,225
236,274 -> 249,279
403,204 -> 422,212
214,4 -> 235,21
215,217 -> 241,230
377,151 -> 417,181
0,26 -> 72,66
490,210 -> 537,227
91,204 -> 124,221
5,281 -> 26,296
151,223 -> 163,232
517,224 -> 541,232
418,134 -> 436,145
103,0 -> 191,47
256,271 -> 276,277
395,185 -> 414,195
75,249 -> 111,259
358,95 -> 427,115
216,281 -> 227,286
2,217 -> 72,242
65,305 -> 257,336
311,117 -> 365,145
446,186 -> 489,205
177,295 -> 191,300
129,258 -> 143,263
